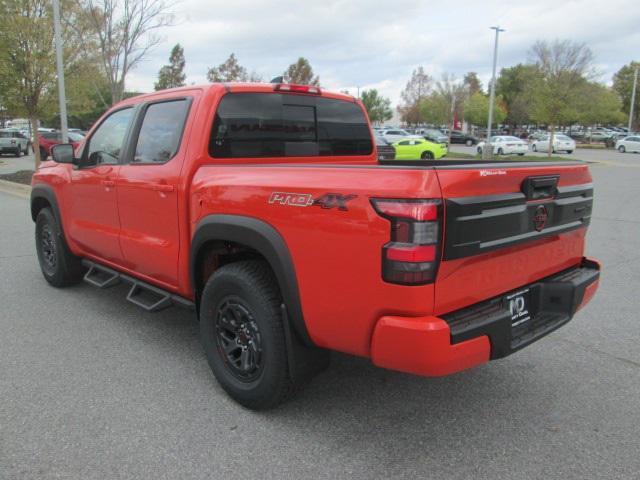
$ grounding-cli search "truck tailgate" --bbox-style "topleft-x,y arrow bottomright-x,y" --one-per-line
433,161 -> 593,315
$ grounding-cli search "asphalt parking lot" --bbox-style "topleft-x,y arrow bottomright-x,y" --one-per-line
1,149 -> 639,479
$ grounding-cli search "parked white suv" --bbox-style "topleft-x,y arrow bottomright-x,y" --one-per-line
0,129 -> 30,157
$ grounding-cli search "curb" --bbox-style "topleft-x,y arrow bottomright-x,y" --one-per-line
0,179 -> 31,199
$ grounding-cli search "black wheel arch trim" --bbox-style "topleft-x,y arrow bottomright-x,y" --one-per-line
190,214 -> 314,346
31,184 -> 62,225
31,183 -> 75,254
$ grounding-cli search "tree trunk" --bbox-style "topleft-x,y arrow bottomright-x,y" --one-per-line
548,125 -> 555,158
31,117 -> 41,170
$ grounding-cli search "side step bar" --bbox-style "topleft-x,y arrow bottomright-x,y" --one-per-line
81,260 -> 195,312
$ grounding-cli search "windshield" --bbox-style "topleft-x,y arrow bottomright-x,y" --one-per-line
0,132 -> 12,138
556,134 -> 571,141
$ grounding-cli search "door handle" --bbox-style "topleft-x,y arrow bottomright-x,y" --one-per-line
101,179 -> 116,187
151,184 -> 174,193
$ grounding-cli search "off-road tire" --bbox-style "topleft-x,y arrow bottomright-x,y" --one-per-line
35,208 -> 84,287
200,260 -> 299,410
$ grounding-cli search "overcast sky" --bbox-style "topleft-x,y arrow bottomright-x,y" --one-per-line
125,0 -> 640,107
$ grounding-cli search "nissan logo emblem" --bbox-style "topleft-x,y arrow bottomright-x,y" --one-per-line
534,205 -> 548,232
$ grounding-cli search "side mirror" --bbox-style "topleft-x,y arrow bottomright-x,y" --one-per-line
51,143 -> 75,164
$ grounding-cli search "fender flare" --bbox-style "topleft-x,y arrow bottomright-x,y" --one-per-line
190,214 -> 313,346
31,184 -> 62,225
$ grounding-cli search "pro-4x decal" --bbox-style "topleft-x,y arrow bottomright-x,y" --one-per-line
269,192 -> 357,211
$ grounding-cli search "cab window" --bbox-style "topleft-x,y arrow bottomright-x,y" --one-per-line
210,93 -> 372,158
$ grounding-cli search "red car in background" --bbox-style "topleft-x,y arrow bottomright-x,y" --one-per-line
39,131 -> 83,160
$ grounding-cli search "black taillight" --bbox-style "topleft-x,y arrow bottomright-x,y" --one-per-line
372,198 -> 442,285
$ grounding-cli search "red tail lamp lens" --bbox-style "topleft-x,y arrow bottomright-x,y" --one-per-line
371,198 -> 442,286
372,200 -> 438,221
386,244 -> 436,262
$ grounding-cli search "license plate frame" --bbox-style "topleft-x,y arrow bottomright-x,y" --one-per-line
505,288 -> 532,329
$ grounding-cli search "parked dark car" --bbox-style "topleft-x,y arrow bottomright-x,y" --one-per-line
375,135 -> 395,161
422,128 -> 448,144
449,130 -> 478,146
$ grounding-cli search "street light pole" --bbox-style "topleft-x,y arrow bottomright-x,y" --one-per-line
628,67 -> 638,133
483,26 -> 505,160
52,0 -> 68,143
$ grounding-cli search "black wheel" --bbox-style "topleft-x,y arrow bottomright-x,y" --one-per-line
618,145 -> 626,153
23,144 -> 29,155
421,151 -> 434,160
199,260 -> 298,410
532,144 -> 537,152
567,150 -> 573,154
35,208 -> 84,287
497,148 -> 504,155
40,147 -> 48,161
477,146 -> 482,154
465,139 -> 473,146
14,147 -> 22,157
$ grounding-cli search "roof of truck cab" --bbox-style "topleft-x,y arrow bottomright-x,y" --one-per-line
114,82 -> 357,108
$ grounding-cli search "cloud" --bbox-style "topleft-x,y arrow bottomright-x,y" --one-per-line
125,0 -> 640,107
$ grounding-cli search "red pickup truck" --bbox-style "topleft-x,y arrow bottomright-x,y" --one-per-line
30,83 -> 600,409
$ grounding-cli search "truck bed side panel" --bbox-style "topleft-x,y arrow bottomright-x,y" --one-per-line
191,164 -> 441,356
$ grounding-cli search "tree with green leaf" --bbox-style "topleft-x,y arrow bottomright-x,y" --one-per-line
527,40 -> 595,156
578,83 -> 626,127
463,92 -> 506,127
496,64 -> 536,128
284,57 -> 319,86
612,61 -> 640,130
207,53 -> 251,82
0,0 -> 60,167
360,89 -> 392,125
155,43 -> 186,91
419,94 -> 449,126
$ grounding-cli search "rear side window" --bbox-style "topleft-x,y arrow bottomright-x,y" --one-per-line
133,100 -> 190,163
210,93 -> 372,158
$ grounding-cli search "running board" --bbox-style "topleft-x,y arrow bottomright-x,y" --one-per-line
81,260 -> 195,312
84,263 -> 120,288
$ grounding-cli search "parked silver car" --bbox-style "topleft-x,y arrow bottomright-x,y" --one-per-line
379,128 -> 419,144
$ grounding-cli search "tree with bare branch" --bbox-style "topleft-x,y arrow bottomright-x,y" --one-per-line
74,0 -> 174,105
398,66 -> 432,125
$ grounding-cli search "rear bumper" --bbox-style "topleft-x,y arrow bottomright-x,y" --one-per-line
370,257 -> 600,377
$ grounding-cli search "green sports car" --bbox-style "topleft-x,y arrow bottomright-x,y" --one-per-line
392,138 -> 448,160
